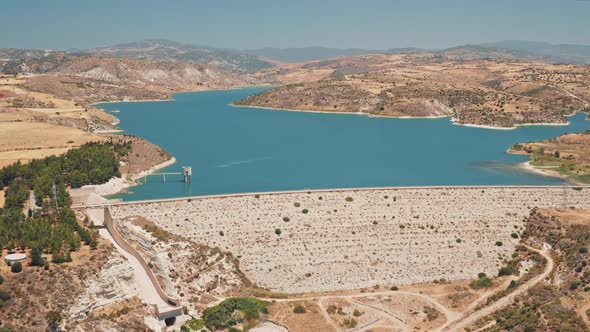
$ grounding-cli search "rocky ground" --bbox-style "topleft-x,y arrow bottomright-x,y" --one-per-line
109,187 -> 590,295
116,215 -> 252,314
0,238 -> 154,331
70,297 -> 154,332
67,252 -> 139,321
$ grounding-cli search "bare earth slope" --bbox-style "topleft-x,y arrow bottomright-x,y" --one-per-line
19,56 -> 251,103
53,56 -> 249,91
238,54 -> 590,128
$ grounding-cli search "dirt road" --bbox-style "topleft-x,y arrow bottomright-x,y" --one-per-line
437,245 -> 554,332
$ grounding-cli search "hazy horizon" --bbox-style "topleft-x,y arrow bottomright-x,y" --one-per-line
1,0 -> 589,50
81,38 -> 590,52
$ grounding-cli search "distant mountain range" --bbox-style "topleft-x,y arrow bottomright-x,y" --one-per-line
481,40 -> 590,64
1,40 -> 589,77
244,41 -> 590,64
84,39 -> 590,65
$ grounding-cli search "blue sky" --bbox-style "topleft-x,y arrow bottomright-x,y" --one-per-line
1,0 -> 589,50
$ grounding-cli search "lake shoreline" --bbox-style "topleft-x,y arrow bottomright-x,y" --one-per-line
507,146 -> 589,186
517,161 -> 588,186
77,156 -> 177,203
93,88 -> 590,201
231,102 -> 581,130
518,160 -> 567,180
89,84 -> 276,107
231,102 -> 451,120
94,85 -> 585,132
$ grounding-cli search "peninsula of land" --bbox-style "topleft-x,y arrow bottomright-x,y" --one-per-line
238,54 -> 590,129
510,130 -> 590,184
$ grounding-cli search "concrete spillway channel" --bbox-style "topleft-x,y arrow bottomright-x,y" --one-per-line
85,207 -> 183,321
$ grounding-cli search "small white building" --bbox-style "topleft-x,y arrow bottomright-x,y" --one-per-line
5,253 -> 27,265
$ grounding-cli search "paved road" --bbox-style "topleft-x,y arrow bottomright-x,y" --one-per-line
87,208 -> 177,315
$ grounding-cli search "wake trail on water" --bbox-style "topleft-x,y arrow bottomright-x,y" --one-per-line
215,157 -> 272,168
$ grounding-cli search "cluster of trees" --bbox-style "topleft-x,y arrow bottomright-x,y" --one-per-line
201,297 -> 269,331
470,272 -> 493,289
0,141 -> 128,192
0,142 -> 130,263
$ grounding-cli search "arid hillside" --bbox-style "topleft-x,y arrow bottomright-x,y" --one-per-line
0,47 -> 264,102
238,54 -> 590,128
53,56 -> 249,90
4,53 -> 253,103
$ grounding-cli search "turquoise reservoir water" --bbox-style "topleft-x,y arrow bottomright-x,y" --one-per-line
97,87 -> 590,201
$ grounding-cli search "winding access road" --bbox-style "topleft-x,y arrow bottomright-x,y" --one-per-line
437,245 -> 554,332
